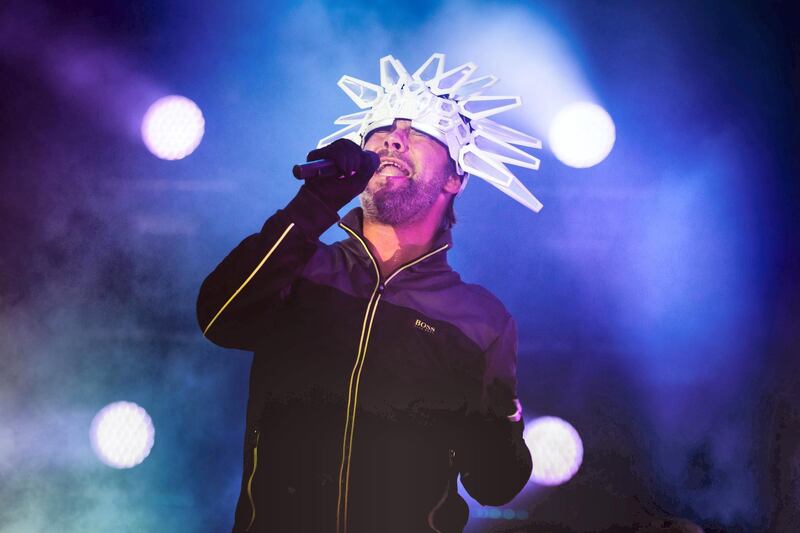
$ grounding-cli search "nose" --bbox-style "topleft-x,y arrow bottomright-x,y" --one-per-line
383,127 -> 408,152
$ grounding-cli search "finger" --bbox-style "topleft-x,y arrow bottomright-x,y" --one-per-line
306,148 -> 327,162
361,151 -> 380,175
346,152 -> 361,175
333,138 -> 356,149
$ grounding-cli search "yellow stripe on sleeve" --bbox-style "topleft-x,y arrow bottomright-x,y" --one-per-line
203,223 -> 295,336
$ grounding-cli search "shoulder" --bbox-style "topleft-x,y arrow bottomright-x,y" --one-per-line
457,282 -> 511,322
434,276 -> 513,352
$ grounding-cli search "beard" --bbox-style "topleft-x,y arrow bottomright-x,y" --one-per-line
360,170 -> 448,226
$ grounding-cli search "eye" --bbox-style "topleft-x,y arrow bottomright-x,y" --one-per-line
365,127 -> 391,142
363,130 -> 385,146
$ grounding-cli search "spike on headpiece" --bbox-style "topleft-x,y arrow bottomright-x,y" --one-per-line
319,53 -> 544,213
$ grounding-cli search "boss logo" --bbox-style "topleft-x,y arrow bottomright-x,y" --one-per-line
414,319 -> 436,335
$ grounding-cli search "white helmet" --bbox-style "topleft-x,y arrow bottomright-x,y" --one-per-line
318,53 -> 544,212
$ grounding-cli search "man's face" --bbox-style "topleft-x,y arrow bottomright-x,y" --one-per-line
361,119 -> 458,226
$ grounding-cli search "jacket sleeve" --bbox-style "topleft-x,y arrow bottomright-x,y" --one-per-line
196,187 -> 339,351
458,315 -> 533,506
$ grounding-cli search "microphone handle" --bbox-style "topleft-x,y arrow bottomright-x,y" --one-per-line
292,159 -> 340,180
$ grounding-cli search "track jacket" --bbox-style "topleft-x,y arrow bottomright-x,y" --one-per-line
197,187 -> 532,533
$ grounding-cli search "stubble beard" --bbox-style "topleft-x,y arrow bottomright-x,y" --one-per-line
360,171 -> 447,227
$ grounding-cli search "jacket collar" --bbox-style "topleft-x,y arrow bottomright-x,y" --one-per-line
337,207 -> 453,274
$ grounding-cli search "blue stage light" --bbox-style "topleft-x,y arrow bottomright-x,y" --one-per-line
548,102 -> 615,168
90,401 -> 155,469
524,416 -> 583,486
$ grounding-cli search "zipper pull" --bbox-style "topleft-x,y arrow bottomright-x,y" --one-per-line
247,425 -> 260,447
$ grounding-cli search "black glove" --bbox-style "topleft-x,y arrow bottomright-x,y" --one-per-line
303,139 -> 380,213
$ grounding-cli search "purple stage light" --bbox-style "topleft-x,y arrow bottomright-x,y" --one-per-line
524,416 -> 583,486
141,95 -> 205,160
90,401 -> 155,469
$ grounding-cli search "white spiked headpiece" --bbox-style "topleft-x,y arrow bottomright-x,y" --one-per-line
318,53 -> 543,212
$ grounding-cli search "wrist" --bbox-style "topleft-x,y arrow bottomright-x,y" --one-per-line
280,186 -> 340,239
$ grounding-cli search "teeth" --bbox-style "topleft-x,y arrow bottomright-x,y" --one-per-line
378,161 -> 409,176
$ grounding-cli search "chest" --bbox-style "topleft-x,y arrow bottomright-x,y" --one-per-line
264,276 -> 485,415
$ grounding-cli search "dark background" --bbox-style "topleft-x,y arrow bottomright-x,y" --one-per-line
1,1 -> 798,531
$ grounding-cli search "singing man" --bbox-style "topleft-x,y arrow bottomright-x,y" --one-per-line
197,53 -> 544,533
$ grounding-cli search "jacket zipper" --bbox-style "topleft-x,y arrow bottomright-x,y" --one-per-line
336,222 -> 448,533
245,427 -> 260,531
427,449 -> 457,533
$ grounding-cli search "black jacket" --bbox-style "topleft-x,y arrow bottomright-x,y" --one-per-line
197,187 -> 532,533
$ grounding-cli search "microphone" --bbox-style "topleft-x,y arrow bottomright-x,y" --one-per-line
293,151 -> 380,180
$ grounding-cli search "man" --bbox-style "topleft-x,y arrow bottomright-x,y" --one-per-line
197,54 -> 543,533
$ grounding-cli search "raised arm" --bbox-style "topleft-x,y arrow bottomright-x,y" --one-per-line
196,139 -> 378,351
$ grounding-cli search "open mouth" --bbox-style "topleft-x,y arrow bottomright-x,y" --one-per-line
376,158 -> 411,177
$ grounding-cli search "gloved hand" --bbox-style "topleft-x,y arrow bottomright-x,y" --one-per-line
303,139 -> 380,213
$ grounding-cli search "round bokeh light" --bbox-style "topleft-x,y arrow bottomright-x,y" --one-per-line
141,95 -> 205,160
548,101 -> 615,168
524,416 -> 583,486
90,401 -> 155,469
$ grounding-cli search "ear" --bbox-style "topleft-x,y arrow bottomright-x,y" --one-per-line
443,173 -> 462,195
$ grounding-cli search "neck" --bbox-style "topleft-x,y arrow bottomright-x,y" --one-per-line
362,206 -> 445,278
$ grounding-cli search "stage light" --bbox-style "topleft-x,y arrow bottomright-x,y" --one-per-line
90,401 -> 155,469
141,95 -> 205,160
474,506 -> 529,521
524,416 -> 583,486
548,102 -> 615,168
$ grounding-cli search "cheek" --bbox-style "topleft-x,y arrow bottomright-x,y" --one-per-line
416,148 -> 450,176
363,135 -> 383,151
412,147 -> 435,169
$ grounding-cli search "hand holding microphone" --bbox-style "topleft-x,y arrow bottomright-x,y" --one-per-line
296,139 -> 380,213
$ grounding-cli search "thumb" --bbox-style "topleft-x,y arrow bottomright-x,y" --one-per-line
359,150 -> 380,177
